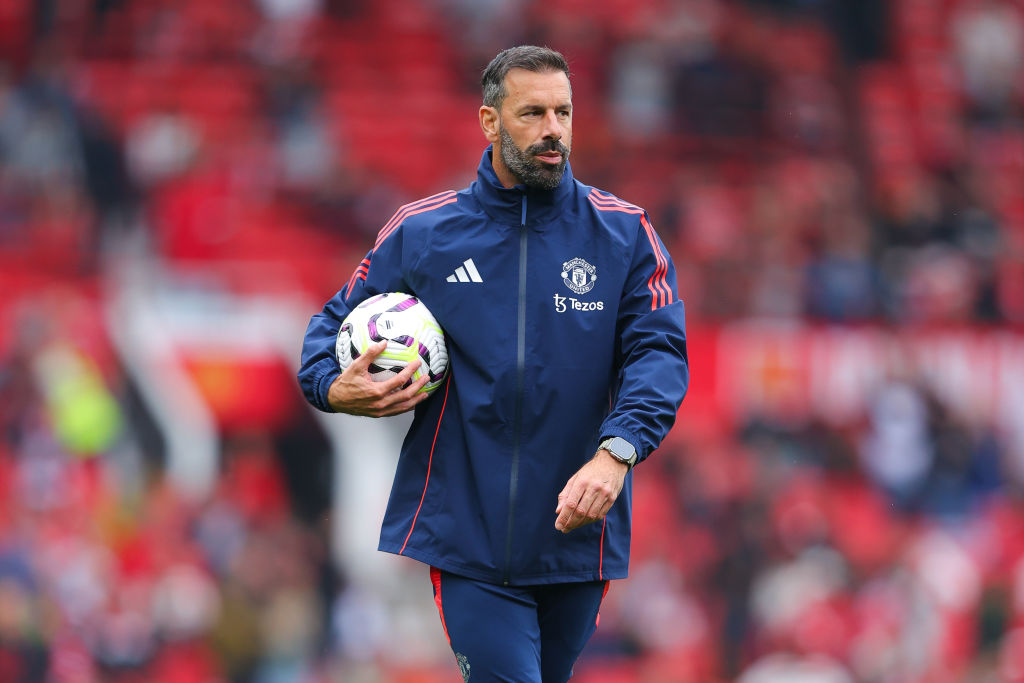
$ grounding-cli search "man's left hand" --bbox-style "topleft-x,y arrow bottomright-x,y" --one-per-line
555,450 -> 629,533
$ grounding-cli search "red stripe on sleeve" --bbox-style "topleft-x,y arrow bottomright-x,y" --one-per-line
587,190 -> 673,310
590,189 -> 641,209
641,214 -> 673,310
344,259 -> 371,301
343,193 -> 456,301
588,192 -> 643,215
373,191 -> 457,252
375,191 -> 452,241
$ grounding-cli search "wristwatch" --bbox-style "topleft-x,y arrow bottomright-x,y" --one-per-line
599,436 -> 637,470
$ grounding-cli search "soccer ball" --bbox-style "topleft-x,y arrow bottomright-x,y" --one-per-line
336,292 -> 449,394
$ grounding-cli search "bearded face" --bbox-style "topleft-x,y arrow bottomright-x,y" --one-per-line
498,123 -> 570,191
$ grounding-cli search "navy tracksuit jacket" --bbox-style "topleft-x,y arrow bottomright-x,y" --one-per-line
298,147 -> 689,587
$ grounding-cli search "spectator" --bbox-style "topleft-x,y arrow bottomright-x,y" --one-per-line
952,0 -> 1024,121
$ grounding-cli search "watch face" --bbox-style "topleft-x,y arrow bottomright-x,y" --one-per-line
606,437 -> 636,463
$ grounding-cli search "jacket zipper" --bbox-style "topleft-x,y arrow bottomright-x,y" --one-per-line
502,193 -> 529,586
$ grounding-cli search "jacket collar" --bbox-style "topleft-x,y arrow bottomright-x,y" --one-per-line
471,145 -> 576,227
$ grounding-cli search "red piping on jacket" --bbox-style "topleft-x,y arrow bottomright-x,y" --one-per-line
400,376 -> 451,554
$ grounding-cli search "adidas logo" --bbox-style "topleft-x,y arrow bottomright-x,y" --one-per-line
446,258 -> 483,283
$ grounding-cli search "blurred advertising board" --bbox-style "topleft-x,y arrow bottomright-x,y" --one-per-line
684,322 -> 1024,433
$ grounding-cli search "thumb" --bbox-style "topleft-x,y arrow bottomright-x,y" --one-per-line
555,478 -> 573,513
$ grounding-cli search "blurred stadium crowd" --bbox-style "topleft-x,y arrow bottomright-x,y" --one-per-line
2,0 -> 1024,681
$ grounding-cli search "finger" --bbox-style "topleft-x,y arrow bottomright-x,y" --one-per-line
576,489 -> 602,521
581,492 -> 613,528
555,508 -> 572,532
559,508 -> 590,533
370,369 -> 431,412
565,490 -> 597,531
581,479 -> 618,528
561,479 -> 585,520
555,485 -> 585,532
373,373 -> 432,415
592,496 -> 614,522
380,372 -> 429,405
568,480 -> 615,532
563,505 -> 600,532
350,340 -> 388,372
555,476 -> 576,515
375,387 -> 432,416
377,358 -> 423,395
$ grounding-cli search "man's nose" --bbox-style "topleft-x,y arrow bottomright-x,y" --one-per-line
541,110 -> 563,139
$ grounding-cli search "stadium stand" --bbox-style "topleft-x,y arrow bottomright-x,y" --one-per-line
2,0 -> 1024,680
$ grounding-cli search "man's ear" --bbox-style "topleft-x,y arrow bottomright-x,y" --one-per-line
479,106 -> 500,143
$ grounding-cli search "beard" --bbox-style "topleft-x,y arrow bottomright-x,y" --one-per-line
498,124 -> 570,191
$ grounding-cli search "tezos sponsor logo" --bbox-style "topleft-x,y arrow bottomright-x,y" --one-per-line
553,294 -> 603,313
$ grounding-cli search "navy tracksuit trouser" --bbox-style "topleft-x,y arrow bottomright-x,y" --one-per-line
430,567 -> 609,682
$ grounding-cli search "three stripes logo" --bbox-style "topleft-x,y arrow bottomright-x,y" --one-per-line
447,258 -> 483,283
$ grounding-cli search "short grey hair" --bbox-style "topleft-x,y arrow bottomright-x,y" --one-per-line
481,46 -> 571,109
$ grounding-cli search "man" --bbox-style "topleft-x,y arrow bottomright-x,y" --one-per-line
298,46 -> 688,682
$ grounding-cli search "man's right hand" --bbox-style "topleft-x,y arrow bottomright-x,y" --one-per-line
328,341 -> 431,417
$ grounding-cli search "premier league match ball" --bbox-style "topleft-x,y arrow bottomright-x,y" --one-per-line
336,292 -> 449,394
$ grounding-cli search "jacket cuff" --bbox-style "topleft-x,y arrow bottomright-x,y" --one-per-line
315,362 -> 341,413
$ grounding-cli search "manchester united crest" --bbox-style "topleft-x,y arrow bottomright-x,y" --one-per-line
561,257 -> 597,295
455,652 -> 471,681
